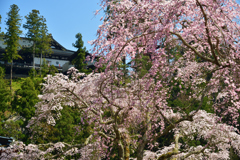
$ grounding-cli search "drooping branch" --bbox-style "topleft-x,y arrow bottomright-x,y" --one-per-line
196,0 -> 220,66
170,31 -> 217,65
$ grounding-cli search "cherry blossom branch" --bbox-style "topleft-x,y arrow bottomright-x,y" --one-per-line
181,143 -> 209,159
196,0 -> 220,66
170,31 -> 217,65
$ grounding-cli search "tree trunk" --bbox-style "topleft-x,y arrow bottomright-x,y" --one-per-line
118,140 -> 124,160
136,141 -> 146,160
10,60 -> 13,92
136,112 -> 151,160
40,51 -> 42,77
124,142 -> 130,160
33,42 -> 35,77
123,56 -> 126,79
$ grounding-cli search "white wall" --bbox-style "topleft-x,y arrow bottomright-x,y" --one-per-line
0,38 -> 33,49
34,57 -> 69,67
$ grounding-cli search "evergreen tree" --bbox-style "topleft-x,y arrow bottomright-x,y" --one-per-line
0,15 -> 4,39
38,18 -> 52,77
0,78 -> 11,113
24,10 -> 52,76
4,4 -> 22,91
12,77 -> 39,121
70,33 -> 91,73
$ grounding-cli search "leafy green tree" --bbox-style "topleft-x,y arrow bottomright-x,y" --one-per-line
70,33 -> 91,73
12,77 -> 39,121
4,4 -> 22,91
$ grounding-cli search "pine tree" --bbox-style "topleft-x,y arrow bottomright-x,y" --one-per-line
70,33 -> 91,73
4,4 -> 22,91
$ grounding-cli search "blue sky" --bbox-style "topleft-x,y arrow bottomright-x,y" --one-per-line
0,0 -> 104,52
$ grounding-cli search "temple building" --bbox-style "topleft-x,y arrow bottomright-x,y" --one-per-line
0,36 -> 95,77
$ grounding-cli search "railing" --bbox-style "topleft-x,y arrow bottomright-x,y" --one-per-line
2,62 -> 63,70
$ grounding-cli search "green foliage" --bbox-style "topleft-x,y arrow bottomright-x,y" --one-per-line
0,78 -> 12,113
118,57 -> 130,80
38,17 -> 52,76
23,9 -> 43,49
24,9 -> 52,76
38,18 -> 52,56
4,4 -> 22,62
48,65 -> 59,76
29,68 -> 37,79
70,33 -> 91,73
39,59 -> 59,77
12,77 -> 39,120
0,66 -> 5,78
34,106 -> 92,145
0,14 -> 4,40
0,119 -> 25,140
40,58 -> 49,76
129,54 -> 152,78
4,4 -> 22,91
167,78 -> 214,114
12,78 -> 25,92
0,85 -> 25,141
32,77 -> 44,92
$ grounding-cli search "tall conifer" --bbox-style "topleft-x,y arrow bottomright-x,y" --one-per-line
24,10 -> 51,77
38,18 -> 52,77
23,10 -> 41,73
4,4 -> 22,91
